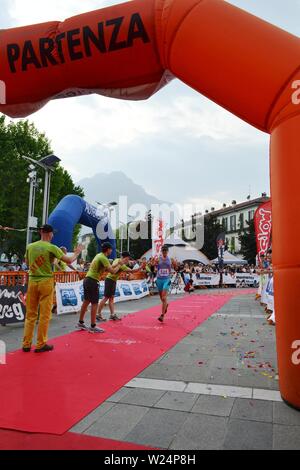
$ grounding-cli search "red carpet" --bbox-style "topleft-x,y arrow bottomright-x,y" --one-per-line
0,430 -> 153,450
0,294 -> 232,435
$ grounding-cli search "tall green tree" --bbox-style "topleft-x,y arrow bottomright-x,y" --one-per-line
238,219 -> 257,264
201,215 -> 224,260
127,211 -> 152,260
0,117 -> 84,261
87,237 -> 98,262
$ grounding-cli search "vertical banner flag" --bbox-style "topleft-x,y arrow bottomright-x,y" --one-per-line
152,219 -> 165,257
216,232 -> 226,269
254,201 -> 272,259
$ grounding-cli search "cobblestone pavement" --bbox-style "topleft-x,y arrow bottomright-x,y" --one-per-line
1,290 -> 299,450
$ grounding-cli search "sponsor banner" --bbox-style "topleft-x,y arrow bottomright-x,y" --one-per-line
56,279 -> 149,315
0,286 -> 27,325
192,273 -> 259,287
152,218 -> 165,257
254,201 -> 272,258
223,274 -> 237,285
235,273 -> 260,288
193,274 -> 220,286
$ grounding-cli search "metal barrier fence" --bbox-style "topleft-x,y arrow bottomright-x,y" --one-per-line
0,271 -> 146,287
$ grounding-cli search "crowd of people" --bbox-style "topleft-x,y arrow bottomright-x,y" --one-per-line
255,252 -> 275,326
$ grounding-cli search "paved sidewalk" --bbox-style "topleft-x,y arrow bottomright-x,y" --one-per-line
1,290 -> 300,450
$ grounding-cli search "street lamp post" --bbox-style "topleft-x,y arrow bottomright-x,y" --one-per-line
119,222 -> 127,255
127,216 -> 135,253
127,217 -> 137,252
39,155 -> 61,224
26,165 -> 38,246
42,167 -> 52,225
118,216 -> 134,256
22,154 -> 61,233
95,201 -> 118,251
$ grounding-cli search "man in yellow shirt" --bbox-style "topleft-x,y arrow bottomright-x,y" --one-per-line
97,252 -> 141,322
77,243 -> 123,333
23,224 -> 83,353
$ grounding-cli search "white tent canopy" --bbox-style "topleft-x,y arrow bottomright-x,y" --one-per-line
142,245 -> 210,265
212,251 -> 248,265
163,234 -> 189,247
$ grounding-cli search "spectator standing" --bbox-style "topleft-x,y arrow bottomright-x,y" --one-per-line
23,225 -> 83,353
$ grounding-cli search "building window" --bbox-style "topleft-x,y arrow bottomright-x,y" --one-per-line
230,215 -> 236,232
239,213 -> 244,230
230,237 -> 235,253
222,218 -> 228,231
248,210 -> 255,222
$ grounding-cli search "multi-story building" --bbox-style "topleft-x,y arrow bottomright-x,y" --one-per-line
170,194 -> 270,256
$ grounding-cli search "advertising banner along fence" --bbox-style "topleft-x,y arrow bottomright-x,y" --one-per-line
192,273 -> 259,288
56,279 -> 150,316
0,286 -> 27,325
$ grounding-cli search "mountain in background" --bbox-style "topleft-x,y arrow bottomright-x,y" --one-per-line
77,171 -> 170,234
78,171 -> 168,207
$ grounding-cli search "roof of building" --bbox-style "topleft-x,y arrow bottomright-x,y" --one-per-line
171,196 -> 270,230
205,196 -> 270,218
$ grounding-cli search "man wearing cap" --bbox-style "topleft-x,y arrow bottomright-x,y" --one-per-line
77,242 -> 123,333
97,251 -> 142,322
23,224 -> 83,353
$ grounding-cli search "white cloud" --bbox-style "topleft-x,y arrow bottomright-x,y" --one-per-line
27,90 -> 265,160
168,96 -> 266,144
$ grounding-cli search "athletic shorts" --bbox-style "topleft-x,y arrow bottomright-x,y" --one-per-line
83,277 -> 99,305
104,278 -> 117,299
156,278 -> 171,293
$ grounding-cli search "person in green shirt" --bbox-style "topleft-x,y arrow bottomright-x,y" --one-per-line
97,252 -> 142,322
23,224 -> 83,353
76,242 -> 123,333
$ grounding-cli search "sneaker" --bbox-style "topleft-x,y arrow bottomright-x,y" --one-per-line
34,344 -> 54,353
110,315 -> 122,321
89,326 -> 105,334
96,316 -> 107,323
22,347 -> 31,353
76,322 -> 89,331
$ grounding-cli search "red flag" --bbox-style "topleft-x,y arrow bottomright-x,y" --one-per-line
254,201 -> 272,258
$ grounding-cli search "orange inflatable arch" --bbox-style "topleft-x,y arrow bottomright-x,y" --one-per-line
1,0 -> 300,409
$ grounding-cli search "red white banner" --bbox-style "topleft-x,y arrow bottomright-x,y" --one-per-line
152,219 -> 165,257
254,201 -> 272,258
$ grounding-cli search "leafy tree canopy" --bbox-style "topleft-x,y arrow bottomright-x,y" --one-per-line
0,117 -> 84,261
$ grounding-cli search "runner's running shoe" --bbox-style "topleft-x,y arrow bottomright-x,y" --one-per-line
76,322 -> 89,331
89,326 -> 105,333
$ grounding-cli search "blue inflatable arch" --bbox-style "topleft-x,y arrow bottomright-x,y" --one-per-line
48,195 -> 116,258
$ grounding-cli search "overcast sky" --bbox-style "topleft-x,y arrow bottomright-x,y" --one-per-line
1,0 -> 300,212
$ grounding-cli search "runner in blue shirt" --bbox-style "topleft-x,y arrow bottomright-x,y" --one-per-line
155,246 -> 176,323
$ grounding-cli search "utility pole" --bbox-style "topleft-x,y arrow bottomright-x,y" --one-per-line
26,166 -> 38,246
42,168 -> 52,225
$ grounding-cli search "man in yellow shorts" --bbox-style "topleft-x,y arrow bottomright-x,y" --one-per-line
23,224 -> 83,353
